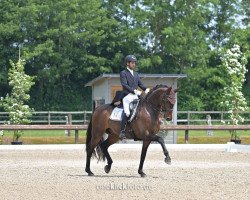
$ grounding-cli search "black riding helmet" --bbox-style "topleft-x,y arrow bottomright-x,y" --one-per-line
124,55 -> 137,65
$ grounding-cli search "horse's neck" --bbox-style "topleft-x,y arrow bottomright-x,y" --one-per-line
147,89 -> 164,107
140,89 -> 164,119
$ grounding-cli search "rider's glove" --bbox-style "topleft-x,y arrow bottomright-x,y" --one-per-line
145,88 -> 150,94
134,89 -> 142,96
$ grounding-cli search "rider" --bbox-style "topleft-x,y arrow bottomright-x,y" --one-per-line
119,55 -> 150,140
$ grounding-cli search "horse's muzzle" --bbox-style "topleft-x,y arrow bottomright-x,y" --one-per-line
165,117 -> 172,121
164,113 -> 172,121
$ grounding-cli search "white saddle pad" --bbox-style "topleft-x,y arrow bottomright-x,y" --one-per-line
109,107 -> 123,121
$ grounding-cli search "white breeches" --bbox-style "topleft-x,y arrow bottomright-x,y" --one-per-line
122,93 -> 139,117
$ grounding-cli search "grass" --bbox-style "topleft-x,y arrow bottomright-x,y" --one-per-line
0,130 -> 250,145
175,130 -> 250,144
1,130 -> 86,145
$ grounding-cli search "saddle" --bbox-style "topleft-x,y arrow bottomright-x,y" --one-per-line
110,96 -> 140,141
128,99 -> 140,122
109,99 -> 140,122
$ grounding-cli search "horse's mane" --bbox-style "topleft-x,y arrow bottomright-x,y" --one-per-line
152,84 -> 169,90
145,84 -> 169,98
141,84 -> 176,105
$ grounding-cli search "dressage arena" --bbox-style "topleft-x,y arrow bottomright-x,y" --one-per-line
0,144 -> 249,200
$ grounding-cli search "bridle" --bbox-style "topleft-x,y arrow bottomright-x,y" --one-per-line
144,91 -> 173,114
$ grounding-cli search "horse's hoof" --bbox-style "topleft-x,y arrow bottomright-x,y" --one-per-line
88,172 -> 94,176
104,165 -> 111,174
85,169 -> 94,176
140,172 -> 147,178
165,157 -> 171,165
138,170 -> 147,177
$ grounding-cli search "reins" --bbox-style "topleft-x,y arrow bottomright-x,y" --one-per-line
140,87 -> 173,113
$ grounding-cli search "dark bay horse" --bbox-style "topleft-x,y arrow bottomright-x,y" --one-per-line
85,85 -> 177,177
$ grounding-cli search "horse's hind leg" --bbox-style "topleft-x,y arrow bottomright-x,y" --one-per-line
85,136 -> 103,176
85,148 -> 94,176
100,135 -> 118,174
100,139 -> 112,173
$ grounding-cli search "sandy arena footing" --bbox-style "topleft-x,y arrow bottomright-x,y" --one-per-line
0,144 -> 249,200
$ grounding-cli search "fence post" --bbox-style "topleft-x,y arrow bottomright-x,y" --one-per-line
68,114 -> 72,136
84,111 -> 87,124
48,111 -> 51,125
185,130 -> 189,144
64,114 -> 72,136
187,111 -> 190,125
206,114 -> 213,136
65,116 -> 69,136
75,130 -> 79,144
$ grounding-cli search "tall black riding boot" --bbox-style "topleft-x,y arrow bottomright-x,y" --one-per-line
119,112 -> 128,140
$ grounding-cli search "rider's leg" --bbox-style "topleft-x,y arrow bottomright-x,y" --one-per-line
119,112 -> 128,140
122,94 -> 131,118
123,93 -> 139,117
119,93 -> 138,140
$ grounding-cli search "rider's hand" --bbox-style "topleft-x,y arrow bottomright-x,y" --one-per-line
145,88 -> 150,94
137,90 -> 142,96
134,89 -> 142,96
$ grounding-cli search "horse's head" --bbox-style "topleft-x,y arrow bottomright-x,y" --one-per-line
145,85 -> 177,121
161,87 -> 177,121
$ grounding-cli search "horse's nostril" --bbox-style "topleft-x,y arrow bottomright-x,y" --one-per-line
166,117 -> 171,121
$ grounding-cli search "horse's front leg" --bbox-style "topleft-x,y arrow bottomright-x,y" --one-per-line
138,140 -> 151,177
150,135 -> 171,164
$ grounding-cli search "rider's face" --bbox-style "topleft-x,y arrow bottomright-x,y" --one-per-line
127,61 -> 136,70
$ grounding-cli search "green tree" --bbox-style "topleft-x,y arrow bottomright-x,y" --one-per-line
229,0 -> 250,106
101,0 -> 150,71
140,0 -> 213,73
209,0 -> 240,49
0,0 -> 22,100
0,0 -> 119,110
178,66 -> 227,111
220,44 -> 248,140
0,59 -> 35,142
23,0 -> 115,110
0,0 -> 249,112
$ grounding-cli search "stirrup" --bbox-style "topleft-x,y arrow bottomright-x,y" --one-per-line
119,130 -> 126,140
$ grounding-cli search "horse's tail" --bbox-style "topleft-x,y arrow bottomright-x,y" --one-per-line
85,114 -> 105,162
96,138 -> 106,162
